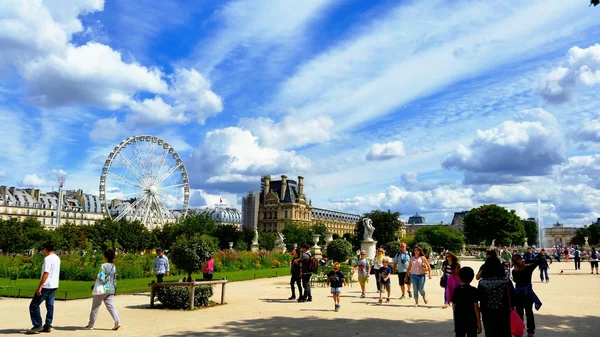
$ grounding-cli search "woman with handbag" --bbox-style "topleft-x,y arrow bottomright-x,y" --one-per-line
442,251 -> 461,309
83,250 -> 121,331
512,254 -> 543,337
477,253 -> 515,337
203,257 -> 215,280
404,246 -> 432,307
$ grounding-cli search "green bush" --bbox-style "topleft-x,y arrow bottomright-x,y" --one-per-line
157,285 -> 214,309
415,242 -> 432,258
326,239 -> 352,262
170,235 -> 216,281
384,241 -> 401,258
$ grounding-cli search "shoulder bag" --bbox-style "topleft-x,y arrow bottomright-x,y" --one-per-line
507,281 -> 525,337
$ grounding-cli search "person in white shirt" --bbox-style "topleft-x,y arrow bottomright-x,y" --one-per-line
27,241 -> 61,334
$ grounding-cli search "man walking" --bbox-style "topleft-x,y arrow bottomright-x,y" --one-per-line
27,241 -> 60,334
152,249 -> 169,283
574,247 -> 581,270
354,250 -> 370,298
298,243 -> 313,302
393,242 -> 412,299
523,247 -> 536,263
538,248 -> 552,282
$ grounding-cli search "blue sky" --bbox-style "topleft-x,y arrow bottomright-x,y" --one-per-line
2,0 -> 600,227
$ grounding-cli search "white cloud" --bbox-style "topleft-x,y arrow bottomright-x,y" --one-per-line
540,44 -> 600,103
575,118 -> 600,143
366,141 -> 405,161
21,174 -> 50,187
0,1 -> 222,138
270,0 -> 593,132
187,127 -> 311,193
239,116 -> 334,149
190,0 -> 335,73
443,109 -> 567,184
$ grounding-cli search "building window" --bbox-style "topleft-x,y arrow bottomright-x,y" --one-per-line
50,219 -> 54,225
285,210 -> 288,218
42,219 -> 46,224
26,209 -> 30,215
43,211 -> 46,216
51,211 -> 54,217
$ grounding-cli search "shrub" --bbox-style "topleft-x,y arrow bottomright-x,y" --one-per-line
157,285 -> 214,309
170,235 -> 216,281
384,241 -> 401,258
326,239 -> 352,262
415,242 -> 432,258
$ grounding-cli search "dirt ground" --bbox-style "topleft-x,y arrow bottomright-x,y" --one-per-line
0,260 -> 598,337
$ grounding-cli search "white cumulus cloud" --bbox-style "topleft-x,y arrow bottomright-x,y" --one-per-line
239,116 -> 335,149
366,141 -> 405,161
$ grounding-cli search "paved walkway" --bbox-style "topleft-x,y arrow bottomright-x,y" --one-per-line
0,260 -> 598,336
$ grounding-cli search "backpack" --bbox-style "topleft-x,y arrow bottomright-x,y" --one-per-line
307,253 -> 319,273
574,250 -> 580,258
592,250 -> 598,260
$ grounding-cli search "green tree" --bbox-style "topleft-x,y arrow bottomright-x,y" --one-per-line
282,222 -> 312,248
384,241 -> 401,258
463,204 -> 526,246
170,235 -> 216,281
522,220 -> 538,246
311,222 -> 328,245
326,239 -> 353,262
258,232 -> 277,251
572,223 -> 600,246
214,224 -> 244,250
402,235 -> 415,250
353,210 -> 401,249
118,220 -> 152,252
414,225 -> 464,252
415,242 -> 432,258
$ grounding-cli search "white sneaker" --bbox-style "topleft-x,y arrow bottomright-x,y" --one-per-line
82,326 -> 94,330
112,324 -> 121,331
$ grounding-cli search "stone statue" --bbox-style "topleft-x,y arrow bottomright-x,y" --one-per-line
252,228 -> 259,245
523,237 -> 528,248
363,218 -> 375,242
490,239 -> 496,249
585,236 -> 590,247
275,232 -> 285,246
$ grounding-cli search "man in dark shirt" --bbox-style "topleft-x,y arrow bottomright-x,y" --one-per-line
452,267 -> 481,337
523,247 -> 536,262
298,244 -> 313,302
538,249 -> 552,282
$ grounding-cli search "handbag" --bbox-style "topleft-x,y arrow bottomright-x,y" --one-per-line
439,274 -> 447,288
506,281 -> 525,337
91,265 -> 115,295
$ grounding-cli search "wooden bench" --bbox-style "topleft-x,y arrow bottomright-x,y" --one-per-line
149,279 -> 228,310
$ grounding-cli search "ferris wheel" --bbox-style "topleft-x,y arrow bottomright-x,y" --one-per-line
99,135 -> 190,228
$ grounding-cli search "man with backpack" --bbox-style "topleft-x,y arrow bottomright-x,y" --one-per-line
298,243 -> 316,302
574,247 -> 581,270
392,242 -> 412,299
589,247 -> 599,274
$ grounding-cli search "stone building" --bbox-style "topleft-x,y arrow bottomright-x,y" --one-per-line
450,211 -> 469,232
0,186 -> 104,229
242,191 -> 260,230
544,222 -> 578,246
200,206 -> 242,228
255,175 -> 359,235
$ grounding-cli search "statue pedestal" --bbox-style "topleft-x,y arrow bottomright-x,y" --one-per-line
361,240 -> 377,260
251,243 -> 259,253
273,244 -> 286,254
312,245 -> 322,259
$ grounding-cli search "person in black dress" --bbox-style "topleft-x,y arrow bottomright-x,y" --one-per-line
477,254 -> 515,337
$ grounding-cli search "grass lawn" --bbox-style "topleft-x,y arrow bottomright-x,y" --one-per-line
0,267 -> 290,300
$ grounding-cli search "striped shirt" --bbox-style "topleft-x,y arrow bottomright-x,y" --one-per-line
153,256 -> 170,274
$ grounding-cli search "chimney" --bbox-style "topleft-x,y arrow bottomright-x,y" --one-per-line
262,176 -> 271,195
34,189 -> 41,202
0,186 -> 6,205
280,175 -> 287,201
9,187 -> 15,196
298,176 -> 304,195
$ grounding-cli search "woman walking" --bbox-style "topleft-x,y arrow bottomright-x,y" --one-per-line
442,251 -> 461,309
405,246 -> 432,307
202,256 -> 215,280
477,253 -> 514,337
372,248 -> 385,293
288,249 -> 303,300
512,254 -> 543,337
83,250 -> 121,331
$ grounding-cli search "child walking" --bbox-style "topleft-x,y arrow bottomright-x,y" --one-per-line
451,267 -> 481,337
378,259 -> 392,304
326,262 -> 347,312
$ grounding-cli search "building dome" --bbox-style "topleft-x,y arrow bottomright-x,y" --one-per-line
407,213 -> 426,225
203,207 -> 242,226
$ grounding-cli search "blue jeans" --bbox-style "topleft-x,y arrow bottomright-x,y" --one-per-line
30,288 -> 57,328
539,265 -> 549,281
410,274 -> 426,299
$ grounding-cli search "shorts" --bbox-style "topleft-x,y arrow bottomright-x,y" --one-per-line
358,275 -> 368,285
398,272 -> 411,286
591,261 -> 599,268
382,283 -> 391,292
331,287 -> 342,295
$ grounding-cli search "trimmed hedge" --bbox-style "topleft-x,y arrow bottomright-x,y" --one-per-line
157,285 -> 214,309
